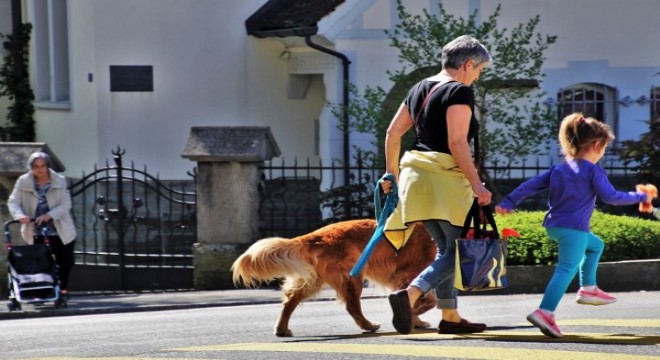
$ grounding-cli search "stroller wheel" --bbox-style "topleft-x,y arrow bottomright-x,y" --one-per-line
55,297 -> 68,308
8,299 -> 21,312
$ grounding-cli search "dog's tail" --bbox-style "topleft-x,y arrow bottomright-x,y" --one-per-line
231,237 -> 317,289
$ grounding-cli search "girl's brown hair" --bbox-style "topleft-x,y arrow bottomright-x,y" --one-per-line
558,113 -> 615,159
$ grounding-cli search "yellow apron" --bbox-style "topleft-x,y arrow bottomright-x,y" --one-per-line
384,150 -> 474,250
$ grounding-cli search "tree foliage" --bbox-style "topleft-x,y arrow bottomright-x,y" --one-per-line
338,2 -> 558,169
0,23 -> 35,141
618,117 -> 660,184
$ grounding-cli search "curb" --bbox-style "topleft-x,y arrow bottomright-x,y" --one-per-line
468,259 -> 660,296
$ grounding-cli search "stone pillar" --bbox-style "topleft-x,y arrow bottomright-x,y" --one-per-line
0,142 -> 65,298
181,127 -> 280,290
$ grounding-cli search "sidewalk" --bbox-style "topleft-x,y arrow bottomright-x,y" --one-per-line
0,286 -> 376,320
1,259 -> 658,320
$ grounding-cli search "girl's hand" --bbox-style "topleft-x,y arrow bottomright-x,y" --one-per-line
495,205 -> 514,215
636,184 -> 657,213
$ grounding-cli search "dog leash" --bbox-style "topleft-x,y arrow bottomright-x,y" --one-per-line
349,173 -> 398,277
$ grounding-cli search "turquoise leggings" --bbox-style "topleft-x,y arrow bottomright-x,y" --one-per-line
540,227 -> 604,312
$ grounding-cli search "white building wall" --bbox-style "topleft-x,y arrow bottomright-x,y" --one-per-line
90,0 -> 259,178
32,0 -> 336,178
478,0 -> 660,143
3,0 -> 660,178
28,0 -> 99,175
245,38 -> 327,164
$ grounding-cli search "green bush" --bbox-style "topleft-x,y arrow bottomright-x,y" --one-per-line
495,210 -> 660,265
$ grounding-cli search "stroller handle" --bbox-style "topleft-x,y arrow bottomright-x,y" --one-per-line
3,218 -> 36,245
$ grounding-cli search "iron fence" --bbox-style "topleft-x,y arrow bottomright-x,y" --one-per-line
258,154 -> 645,239
68,148 -> 196,291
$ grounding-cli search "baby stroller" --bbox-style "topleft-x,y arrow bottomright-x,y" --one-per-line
4,219 -> 67,311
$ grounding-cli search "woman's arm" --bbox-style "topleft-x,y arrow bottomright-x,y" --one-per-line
446,104 -> 491,205
46,175 -> 74,221
7,178 -> 30,223
384,102 -> 413,186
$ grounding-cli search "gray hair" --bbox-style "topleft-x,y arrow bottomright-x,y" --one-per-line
441,35 -> 492,69
27,152 -> 51,171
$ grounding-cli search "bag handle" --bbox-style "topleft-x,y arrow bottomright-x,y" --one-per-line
461,199 -> 499,239
413,80 -> 449,127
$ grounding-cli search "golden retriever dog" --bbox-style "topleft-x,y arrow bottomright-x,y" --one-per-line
231,219 -> 436,337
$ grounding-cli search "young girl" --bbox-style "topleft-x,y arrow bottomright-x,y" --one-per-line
495,113 -> 650,338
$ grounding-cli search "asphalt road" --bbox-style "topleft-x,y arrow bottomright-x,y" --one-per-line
1,291 -> 658,360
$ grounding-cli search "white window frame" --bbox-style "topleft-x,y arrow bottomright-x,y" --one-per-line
33,0 -> 70,109
557,83 -> 619,140
651,86 -> 660,121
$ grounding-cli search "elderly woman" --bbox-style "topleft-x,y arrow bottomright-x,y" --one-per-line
8,152 -> 77,296
382,35 -> 492,335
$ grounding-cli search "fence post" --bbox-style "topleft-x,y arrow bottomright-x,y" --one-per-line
181,127 -> 280,290
111,148 -> 126,289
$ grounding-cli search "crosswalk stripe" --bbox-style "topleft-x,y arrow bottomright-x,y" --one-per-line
171,342 -> 660,360
556,319 -> 660,327
407,330 -> 659,345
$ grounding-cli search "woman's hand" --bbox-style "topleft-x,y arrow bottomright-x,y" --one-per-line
380,175 -> 398,194
472,182 -> 491,205
35,214 -> 52,225
18,216 -> 31,224
381,179 -> 393,194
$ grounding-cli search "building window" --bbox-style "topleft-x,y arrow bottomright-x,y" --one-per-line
557,83 -> 618,135
651,87 -> 660,121
33,0 -> 69,108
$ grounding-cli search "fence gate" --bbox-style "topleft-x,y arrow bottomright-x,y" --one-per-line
68,148 -> 197,291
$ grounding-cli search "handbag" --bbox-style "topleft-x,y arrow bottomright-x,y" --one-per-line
454,199 -> 508,291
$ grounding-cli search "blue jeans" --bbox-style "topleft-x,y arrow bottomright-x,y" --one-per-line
410,220 -> 463,309
540,227 -> 604,312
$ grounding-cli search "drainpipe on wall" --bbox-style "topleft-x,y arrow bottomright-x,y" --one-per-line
304,35 -> 352,218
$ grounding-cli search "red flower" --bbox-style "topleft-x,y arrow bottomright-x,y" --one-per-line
502,228 -> 521,239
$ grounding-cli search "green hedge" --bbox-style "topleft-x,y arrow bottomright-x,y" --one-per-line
494,211 -> 660,265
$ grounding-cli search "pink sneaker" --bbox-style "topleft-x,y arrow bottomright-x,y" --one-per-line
576,287 -> 617,305
526,309 -> 563,338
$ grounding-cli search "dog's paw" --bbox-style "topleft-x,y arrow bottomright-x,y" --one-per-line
412,318 -> 431,329
362,322 -> 381,332
275,329 -> 293,337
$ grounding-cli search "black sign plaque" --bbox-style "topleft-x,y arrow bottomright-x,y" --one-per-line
110,65 -> 153,92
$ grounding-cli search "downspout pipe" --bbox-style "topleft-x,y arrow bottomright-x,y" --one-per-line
304,35 -> 352,216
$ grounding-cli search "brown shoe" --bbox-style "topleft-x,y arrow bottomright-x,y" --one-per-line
438,319 -> 487,334
388,290 -> 412,334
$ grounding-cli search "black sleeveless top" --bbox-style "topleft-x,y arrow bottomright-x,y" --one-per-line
404,79 -> 479,154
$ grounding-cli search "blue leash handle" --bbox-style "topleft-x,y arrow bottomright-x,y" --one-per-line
349,173 -> 398,277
